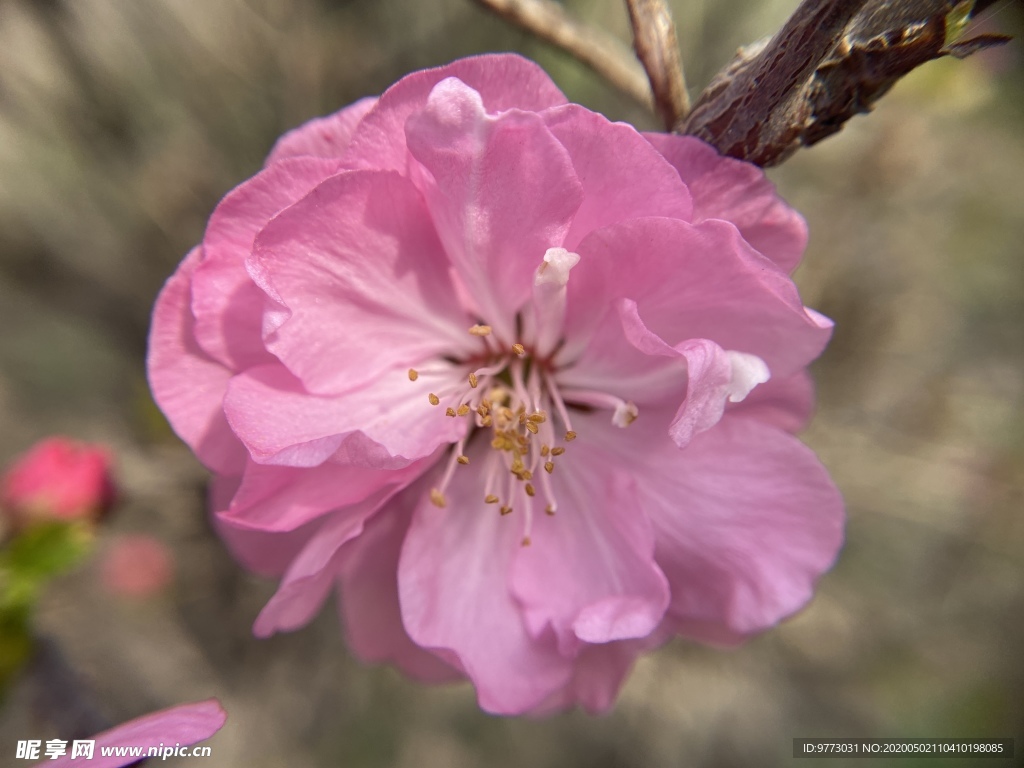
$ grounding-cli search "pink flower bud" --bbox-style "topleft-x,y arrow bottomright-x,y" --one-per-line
2,437 -> 116,528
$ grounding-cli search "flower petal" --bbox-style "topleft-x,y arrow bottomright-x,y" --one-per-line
405,77 -> 583,339
511,414 -> 670,654
565,217 -> 832,379
343,53 -> 567,173
636,413 -> 844,640
224,364 -> 462,468
729,370 -> 816,434
265,97 -> 378,165
399,465 -> 572,715
645,133 -> 807,273
250,170 -> 470,395
336,492 -> 462,683
147,247 -> 246,475
43,699 -> 226,768
194,157 -> 344,369
543,104 -> 692,249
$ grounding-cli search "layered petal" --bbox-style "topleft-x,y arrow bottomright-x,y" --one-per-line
564,217 -> 832,379
399,462 -> 572,714
193,157 -> 344,369
250,170 -> 471,395
405,77 -> 583,338
147,247 -> 246,475
645,132 -> 807,273
265,97 -> 377,165
343,53 -> 567,173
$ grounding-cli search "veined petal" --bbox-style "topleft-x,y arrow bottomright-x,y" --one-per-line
543,104 -> 692,249
147,247 -> 247,475
511,415 -> 670,655
250,170 -> 472,396
636,413 -> 844,639
224,364 -> 464,468
343,53 -> 567,173
645,133 -> 807,273
729,369 -> 816,434
337,490 -> 462,683
194,157 -> 344,369
565,217 -> 832,379
265,97 -> 378,165
405,77 -> 583,340
399,462 -> 572,715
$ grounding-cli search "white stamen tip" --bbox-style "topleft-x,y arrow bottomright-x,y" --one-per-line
725,351 -> 770,403
535,247 -> 580,288
612,401 -> 639,428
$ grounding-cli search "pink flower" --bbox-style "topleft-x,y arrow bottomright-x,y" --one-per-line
100,534 -> 174,598
40,699 -> 226,767
2,438 -> 115,528
148,54 -> 844,715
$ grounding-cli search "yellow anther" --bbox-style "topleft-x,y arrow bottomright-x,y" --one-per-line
476,404 -> 489,417
481,415 -> 493,427
512,343 -> 526,356
456,403 -> 471,417
491,436 -> 505,450
469,324 -> 492,336
428,393 -> 440,406
544,461 -> 554,474
520,469 -> 533,481
456,455 -> 470,465
429,489 -> 446,508
540,444 -> 550,457
408,369 -> 419,381
525,421 -> 539,435
565,431 -> 577,441
545,505 -> 556,516
468,372 -> 479,388
528,412 -> 547,423
484,494 -> 499,504
551,447 -> 565,457
445,407 -> 457,418
525,483 -> 536,497
500,505 -> 513,516
521,536 -> 532,547
510,458 -> 525,474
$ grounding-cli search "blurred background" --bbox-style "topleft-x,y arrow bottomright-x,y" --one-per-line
0,0 -> 1021,765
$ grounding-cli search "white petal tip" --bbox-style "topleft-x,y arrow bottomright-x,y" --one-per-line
725,351 -> 770,403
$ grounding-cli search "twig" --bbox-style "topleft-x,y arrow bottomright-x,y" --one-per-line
625,0 -> 690,130
471,0 -> 653,110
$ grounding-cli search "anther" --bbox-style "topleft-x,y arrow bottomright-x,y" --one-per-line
540,445 -> 550,457
408,369 -> 419,381
565,430 -> 577,441
525,483 -> 536,497
545,505 -> 556,516
469,324 -> 492,336
544,461 -> 554,474
429,489 -> 446,508
456,403 -> 471,416
521,536 -> 532,547
445,407 -> 457,418
468,372 -> 479,388
525,421 -> 539,435
457,455 -> 470,465
520,469 -> 533,481
500,505 -> 513,516
428,393 -> 440,406
512,343 -> 526,356
528,412 -> 547,423
484,494 -> 499,504
550,447 -> 565,457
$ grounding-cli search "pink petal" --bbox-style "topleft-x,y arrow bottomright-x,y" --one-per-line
729,370 -> 815,434
405,78 -> 582,340
564,217 -> 832,380
253,489 -> 394,637
638,413 -> 844,639
343,53 -> 567,173
511,413 -> 670,654
147,247 -> 246,475
42,699 -> 226,768
193,157 -> 344,369
543,104 -> 692,249
645,133 -> 808,273
213,511 -> 319,578
250,170 -> 471,395
265,97 -> 378,165
336,490 -> 462,683
224,364 -> 462,468
398,460 -> 572,715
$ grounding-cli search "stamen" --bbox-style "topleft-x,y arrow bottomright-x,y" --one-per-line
551,447 -> 565,456
525,483 -> 536,497
512,343 -> 526,356
500,505 -> 513,516
408,369 -> 419,381
564,431 -> 577,441
468,372 -> 479,388
544,461 -> 554,474
456,403 -> 470,417
428,393 -> 440,406
468,324 -> 492,336
545,373 -> 575,436
484,494 -> 499,504
521,536 -> 531,547
457,455 -> 470,465
430,489 -> 446,508
445,407 -> 457,418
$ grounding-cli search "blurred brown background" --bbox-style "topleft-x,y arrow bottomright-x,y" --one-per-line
0,0 -> 1021,765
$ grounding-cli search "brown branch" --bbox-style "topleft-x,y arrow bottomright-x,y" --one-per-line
471,0 -> 654,110
625,0 -> 690,130
681,0 -> 1010,166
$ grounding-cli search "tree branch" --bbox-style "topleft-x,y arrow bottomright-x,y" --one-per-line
625,0 -> 690,129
